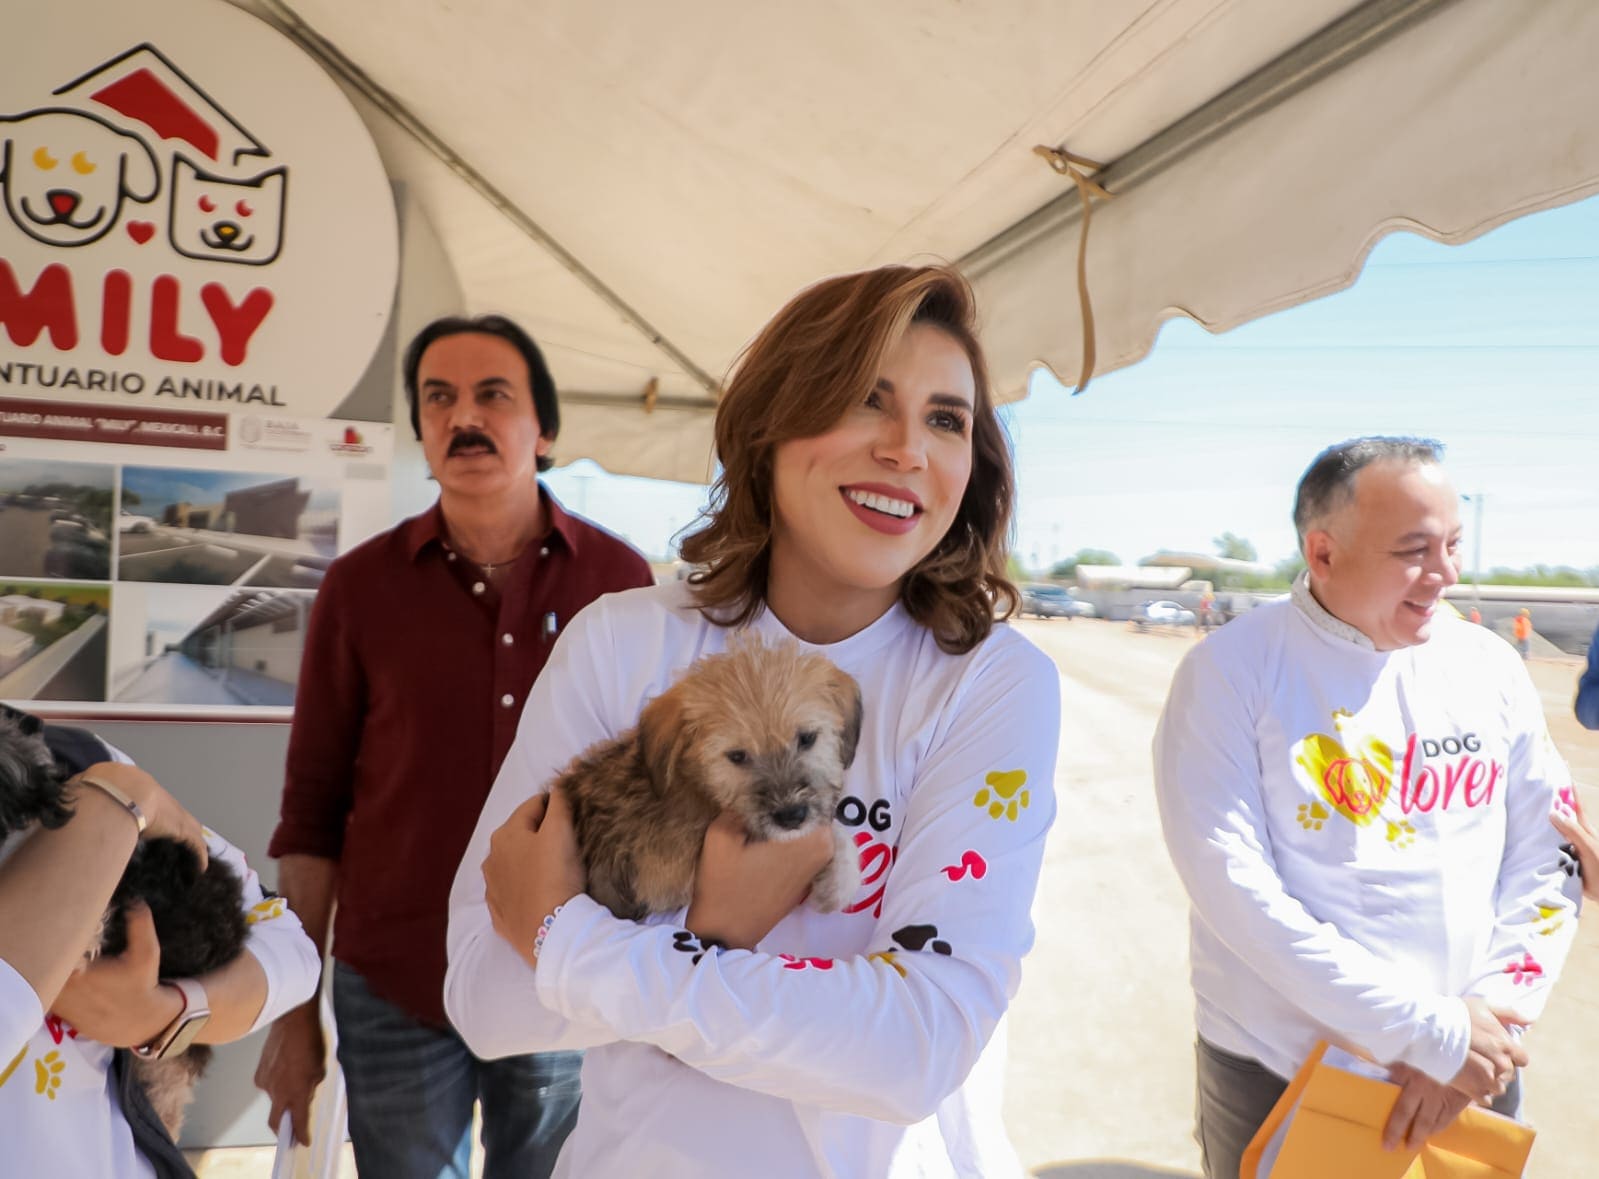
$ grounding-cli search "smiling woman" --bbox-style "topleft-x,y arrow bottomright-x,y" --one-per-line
447,263 -> 1064,1179
681,265 -> 1018,652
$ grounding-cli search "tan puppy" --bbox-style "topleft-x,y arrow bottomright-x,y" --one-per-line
558,636 -> 864,920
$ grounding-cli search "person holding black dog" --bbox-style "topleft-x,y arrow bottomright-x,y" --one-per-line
0,706 -> 318,1178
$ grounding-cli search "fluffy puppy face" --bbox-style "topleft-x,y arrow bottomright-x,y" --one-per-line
640,638 -> 863,841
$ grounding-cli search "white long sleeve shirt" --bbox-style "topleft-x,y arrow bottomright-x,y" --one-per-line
446,581 -> 1061,1178
1154,578 -> 1581,1084
0,824 -> 319,1177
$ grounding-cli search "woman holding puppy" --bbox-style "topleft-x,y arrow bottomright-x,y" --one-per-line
447,265 -> 1061,1178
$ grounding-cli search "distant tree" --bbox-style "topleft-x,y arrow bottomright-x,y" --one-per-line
1484,565 -> 1598,588
1213,532 -> 1258,562
1051,548 -> 1120,579
1274,553 -> 1306,582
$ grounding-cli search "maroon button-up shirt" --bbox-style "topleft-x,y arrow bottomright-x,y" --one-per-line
268,491 -> 654,1026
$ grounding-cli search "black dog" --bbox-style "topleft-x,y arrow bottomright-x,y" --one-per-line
0,709 -> 247,1142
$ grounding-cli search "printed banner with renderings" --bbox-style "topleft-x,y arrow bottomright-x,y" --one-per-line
0,418 -> 392,716
108,582 -> 312,709
0,580 -> 110,703
0,0 -> 397,419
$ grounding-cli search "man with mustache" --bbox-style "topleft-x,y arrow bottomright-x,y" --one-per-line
255,316 -> 653,1178
1154,437 -> 1581,1178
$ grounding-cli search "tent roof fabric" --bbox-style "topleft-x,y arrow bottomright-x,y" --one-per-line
239,0 -> 1599,483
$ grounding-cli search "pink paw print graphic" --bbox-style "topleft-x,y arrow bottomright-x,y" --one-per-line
778,955 -> 836,972
1502,952 -> 1543,986
941,850 -> 988,882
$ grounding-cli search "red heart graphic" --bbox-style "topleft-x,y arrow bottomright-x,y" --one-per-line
941,850 -> 988,882
126,221 -> 155,244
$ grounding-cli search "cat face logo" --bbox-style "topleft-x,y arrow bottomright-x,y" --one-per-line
0,108 -> 159,246
170,158 -> 286,265
0,43 -> 287,266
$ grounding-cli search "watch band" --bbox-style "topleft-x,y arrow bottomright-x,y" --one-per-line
72,772 -> 147,836
134,978 -> 211,1060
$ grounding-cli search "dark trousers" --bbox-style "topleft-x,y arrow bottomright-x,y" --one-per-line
333,961 -> 581,1179
1194,1037 -> 1522,1179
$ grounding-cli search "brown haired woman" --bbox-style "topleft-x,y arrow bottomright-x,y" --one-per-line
446,265 -> 1062,1178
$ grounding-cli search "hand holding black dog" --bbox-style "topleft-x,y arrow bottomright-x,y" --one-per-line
70,761 -> 209,870
53,901 -> 184,1048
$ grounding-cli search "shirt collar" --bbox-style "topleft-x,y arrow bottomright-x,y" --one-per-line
1292,571 -> 1377,651
402,484 -> 577,563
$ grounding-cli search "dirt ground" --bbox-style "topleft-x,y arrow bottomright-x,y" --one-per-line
1006,618 -> 1598,1179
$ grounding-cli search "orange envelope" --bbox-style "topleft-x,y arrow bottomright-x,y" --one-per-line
1241,1042 -> 1535,1178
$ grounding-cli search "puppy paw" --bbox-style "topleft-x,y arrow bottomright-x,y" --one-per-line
808,828 -> 862,912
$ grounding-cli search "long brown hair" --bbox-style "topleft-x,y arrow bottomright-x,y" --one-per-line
678,264 -> 1017,654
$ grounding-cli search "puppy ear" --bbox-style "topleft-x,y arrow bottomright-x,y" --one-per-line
637,684 -> 693,795
828,669 -> 865,770
120,138 -> 159,203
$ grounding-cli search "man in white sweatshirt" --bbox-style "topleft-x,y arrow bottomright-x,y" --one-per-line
1154,437 -> 1581,1179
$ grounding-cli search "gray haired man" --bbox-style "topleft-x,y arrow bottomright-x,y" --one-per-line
1154,437 -> 1581,1177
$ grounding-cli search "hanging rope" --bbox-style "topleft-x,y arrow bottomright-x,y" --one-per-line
1031,145 -> 1113,393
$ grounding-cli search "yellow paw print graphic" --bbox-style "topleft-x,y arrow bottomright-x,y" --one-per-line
247,897 -> 286,925
973,769 -> 1029,822
0,1046 -> 25,1090
1296,801 -> 1329,830
34,1050 -> 63,1100
1534,904 -> 1565,937
1385,819 -> 1416,848
868,950 -> 907,978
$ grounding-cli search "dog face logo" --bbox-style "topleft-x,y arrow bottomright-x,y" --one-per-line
639,637 -> 865,844
169,158 -> 286,265
0,108 -> 158,246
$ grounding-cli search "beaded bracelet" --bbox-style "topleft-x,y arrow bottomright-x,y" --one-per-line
531,904 -> 565,962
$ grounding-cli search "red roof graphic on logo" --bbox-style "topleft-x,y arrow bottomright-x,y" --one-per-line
90,70 -> 219,160
52,43 -> 268,166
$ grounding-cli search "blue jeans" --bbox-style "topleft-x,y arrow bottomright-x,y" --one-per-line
332,960 -> 581,1179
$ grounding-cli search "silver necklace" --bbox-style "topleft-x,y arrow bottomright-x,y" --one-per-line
477,551 -> 522,578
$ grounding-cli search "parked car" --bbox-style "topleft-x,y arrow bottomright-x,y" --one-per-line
118,509 -> 157,534
43,532 -> 110,578
1133,599 -> 1197,628
1019,583 -> 1095,620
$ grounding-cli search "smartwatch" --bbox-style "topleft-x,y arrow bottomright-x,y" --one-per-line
134,978 -> 210,1060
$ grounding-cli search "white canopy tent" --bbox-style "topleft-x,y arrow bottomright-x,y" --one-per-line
234,0 -> 1599,484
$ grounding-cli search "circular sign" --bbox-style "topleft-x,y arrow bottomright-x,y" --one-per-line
0,0 -> 398,418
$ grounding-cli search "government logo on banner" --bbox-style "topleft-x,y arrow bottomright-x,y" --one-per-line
0,0 -> 397,422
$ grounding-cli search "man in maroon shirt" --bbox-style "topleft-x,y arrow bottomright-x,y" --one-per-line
254,315 -> 654,1178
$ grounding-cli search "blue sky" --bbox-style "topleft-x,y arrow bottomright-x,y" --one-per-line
550,193 -> 1599,573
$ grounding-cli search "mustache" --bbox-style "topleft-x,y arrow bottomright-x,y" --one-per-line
448,430 -> 497,456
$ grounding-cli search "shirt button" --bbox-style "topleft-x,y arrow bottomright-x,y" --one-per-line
472,581 -> 485,595
539,546 -> 549,558
501,633 -> 515,646
500,693 -> 515,708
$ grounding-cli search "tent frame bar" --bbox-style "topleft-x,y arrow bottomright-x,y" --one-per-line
959,0 -> 1459,279
254,0 -> 723,398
